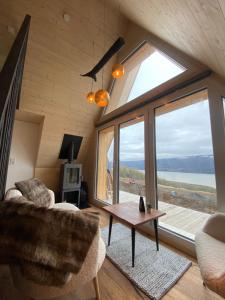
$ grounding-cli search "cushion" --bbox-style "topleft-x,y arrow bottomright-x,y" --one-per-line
15,178 -> 51,207
203,213 -> 225,243
0,199 -> 100,286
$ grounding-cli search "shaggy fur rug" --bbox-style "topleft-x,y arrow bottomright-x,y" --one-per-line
0,198 -> 99,286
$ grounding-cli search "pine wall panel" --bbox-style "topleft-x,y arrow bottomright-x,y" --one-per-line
0,0 -> 128,191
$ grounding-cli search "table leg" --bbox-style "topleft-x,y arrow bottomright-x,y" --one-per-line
154,219 -> 159,251
131,227 -> 135,267
108,215 -> 113,246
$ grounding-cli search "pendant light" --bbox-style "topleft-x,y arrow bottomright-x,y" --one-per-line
95,89 -> 110,107
111,1 -> 125,79
83,1 -> 125,106
95,0 -> 110,108
95,58 -> 110,107
86,78 -> 95,103
86,91 -> 95,103
112,63 -> 125,78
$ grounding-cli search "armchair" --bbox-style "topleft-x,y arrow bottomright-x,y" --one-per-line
195,213 -> 225,299
5,188 -> 106,300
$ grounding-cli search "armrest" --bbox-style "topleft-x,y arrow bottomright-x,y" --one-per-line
4,189 -> 23,201
203,213 -> 225,243
47,189 -> 55,207
5,188 -> 55,207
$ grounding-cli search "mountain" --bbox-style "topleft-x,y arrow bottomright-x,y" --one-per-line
119,155 -> 215,174
120,160 -> 144,170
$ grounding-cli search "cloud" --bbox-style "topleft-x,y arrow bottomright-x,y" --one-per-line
155,100 -> 214,158
108,99 -> 214,162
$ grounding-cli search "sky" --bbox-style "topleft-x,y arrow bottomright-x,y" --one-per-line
109,100 -> 214,162
107,50 -> 216,162
155,100 -> 214,159
128,50 -> 184,101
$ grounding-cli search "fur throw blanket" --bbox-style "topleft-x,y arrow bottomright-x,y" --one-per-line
0,198 -> 99,286
15,178 -> 52,207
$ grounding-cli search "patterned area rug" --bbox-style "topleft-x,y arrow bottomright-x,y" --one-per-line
101,223 -> 192,300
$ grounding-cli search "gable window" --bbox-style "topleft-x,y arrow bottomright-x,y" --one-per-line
105,43 -> 186,115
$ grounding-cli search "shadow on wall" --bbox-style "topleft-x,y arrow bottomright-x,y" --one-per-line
6,111 -> 44,190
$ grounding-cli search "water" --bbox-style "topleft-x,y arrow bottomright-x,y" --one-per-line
157,171 -> 216,188
138,170 -> 216,187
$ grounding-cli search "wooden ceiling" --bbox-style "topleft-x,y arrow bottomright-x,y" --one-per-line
108,0 -> 225,80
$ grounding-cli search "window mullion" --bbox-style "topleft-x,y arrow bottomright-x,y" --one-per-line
113,124 -> 119,204
208,83 -> 225,212
144,110 -> 151,206
147,105 -> 158,208
94,130 -> 100,201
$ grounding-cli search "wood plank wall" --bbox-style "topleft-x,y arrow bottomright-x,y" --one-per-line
0,0 -> 128,191
108,0 -> 225,81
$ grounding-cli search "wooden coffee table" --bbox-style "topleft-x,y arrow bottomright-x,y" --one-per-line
103,201 -> 166,267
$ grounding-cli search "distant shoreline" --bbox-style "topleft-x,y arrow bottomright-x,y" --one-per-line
138,170 -> 215,188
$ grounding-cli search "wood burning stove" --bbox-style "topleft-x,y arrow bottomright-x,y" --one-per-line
59,134 -> 83,206
61,163 -> 82,190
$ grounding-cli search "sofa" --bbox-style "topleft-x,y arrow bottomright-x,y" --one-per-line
195,213 -> 225,299
5,188 -> 106,300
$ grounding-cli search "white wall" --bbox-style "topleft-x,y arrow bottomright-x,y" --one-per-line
6,120 -> 40,190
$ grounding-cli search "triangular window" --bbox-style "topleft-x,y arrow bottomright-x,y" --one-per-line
105,43 -> 186,115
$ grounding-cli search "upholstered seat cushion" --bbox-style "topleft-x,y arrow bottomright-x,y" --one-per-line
54,202 -> 79,211
196,231 -> 225,298
11,228 -> 106,299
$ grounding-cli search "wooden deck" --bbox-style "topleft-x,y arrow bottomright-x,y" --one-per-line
119,191 -> 210,240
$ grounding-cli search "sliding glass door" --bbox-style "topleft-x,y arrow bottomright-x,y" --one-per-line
119,117 -> 145,203
154,90 -> 217,239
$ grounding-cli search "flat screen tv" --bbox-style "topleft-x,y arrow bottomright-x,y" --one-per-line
59,134 -> 83,162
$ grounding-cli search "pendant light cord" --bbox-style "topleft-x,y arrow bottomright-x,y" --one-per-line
91,40 -> 95,92
102,0 -> 106,89
118,0 -> 121,63
90,78 -> 94,92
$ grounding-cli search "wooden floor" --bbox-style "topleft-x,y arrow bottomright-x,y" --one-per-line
0,205 -> 222,300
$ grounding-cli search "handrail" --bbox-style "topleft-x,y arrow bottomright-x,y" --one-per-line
0,15 -> 31,200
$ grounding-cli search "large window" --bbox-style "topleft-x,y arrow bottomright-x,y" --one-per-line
155,90 -> 216,239
119,117 -> 145,203
96,127 -> 114,204
96,39 -> 225,250
96,85 -> 225,246
105,43 -> 185,114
